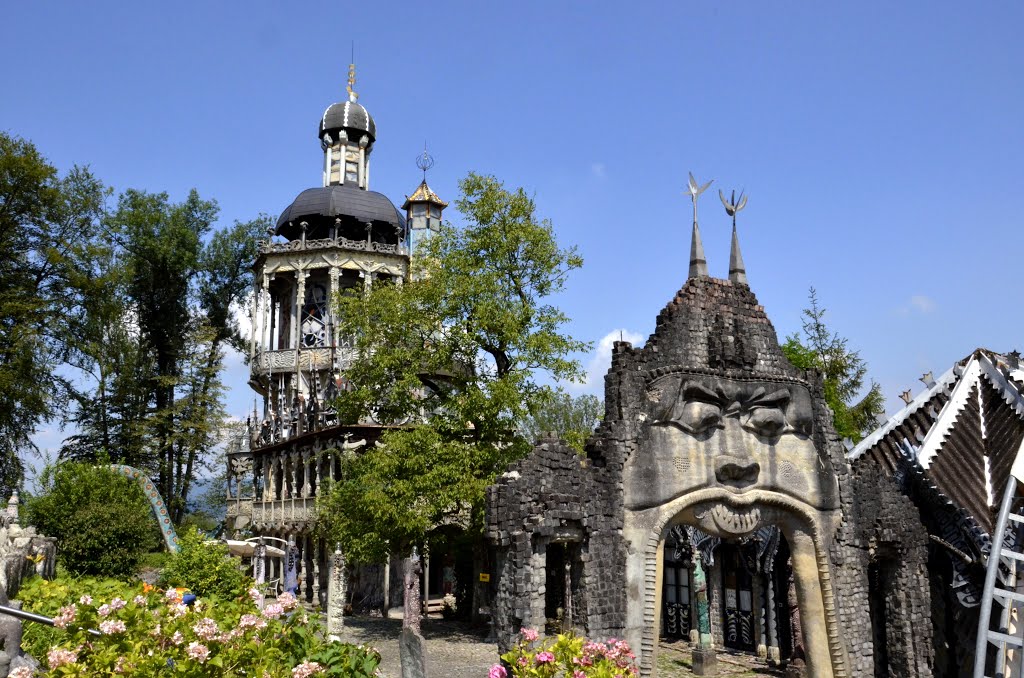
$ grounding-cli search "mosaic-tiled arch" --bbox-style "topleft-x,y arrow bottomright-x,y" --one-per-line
110,464 -> 181,553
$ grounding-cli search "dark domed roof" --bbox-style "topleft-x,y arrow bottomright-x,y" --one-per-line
275,184 -> 405,238
319,99 -> 376,143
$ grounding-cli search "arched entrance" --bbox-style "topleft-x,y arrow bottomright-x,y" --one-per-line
657,521 -> 794,674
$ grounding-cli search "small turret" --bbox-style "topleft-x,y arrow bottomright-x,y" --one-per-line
402,148 -> 447,255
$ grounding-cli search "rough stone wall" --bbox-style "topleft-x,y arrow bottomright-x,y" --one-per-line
835,456 -> 934,677
486,436 -> 627,650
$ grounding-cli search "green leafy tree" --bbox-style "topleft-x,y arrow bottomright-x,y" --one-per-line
0,133 -> 107,497
85,193 -> 268,522
317,172 -> 588,597
521,389 -> 603,452
781,287 -> 884,442
26,461 -> 159,577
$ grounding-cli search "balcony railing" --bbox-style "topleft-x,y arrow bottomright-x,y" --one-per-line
253,347 -> 356,375
257,237 -> 405,256
250,498 -> 316,526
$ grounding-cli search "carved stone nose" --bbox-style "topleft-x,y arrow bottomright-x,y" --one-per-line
715,457 -> 760,485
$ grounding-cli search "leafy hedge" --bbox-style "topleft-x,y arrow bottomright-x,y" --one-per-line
26,462 -> 159,577
158,526 -> 249,600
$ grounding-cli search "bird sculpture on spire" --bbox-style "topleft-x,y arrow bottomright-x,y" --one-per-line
686,172 -> 714,226
685,172 -> 713,279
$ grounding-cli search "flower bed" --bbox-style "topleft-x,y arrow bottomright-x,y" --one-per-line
495,628 -> 638,678
14,577 -> 379,677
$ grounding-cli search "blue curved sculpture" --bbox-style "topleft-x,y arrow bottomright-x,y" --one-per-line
109,465 -> 180,553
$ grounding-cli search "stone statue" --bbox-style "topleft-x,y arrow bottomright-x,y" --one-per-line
692,549 -> 712,646
689,548 -> 717,675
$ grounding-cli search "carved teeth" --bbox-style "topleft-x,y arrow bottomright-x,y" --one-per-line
708,504 -> 761,536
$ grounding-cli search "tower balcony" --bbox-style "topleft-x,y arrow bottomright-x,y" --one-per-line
251,346 -> 356,376
257,235 -> 405,257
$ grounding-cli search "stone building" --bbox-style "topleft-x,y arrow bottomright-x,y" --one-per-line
485,203 -> 1024,678
225,70 -> 455,612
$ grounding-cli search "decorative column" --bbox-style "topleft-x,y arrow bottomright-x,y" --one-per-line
327,548 -> 348,639
293,272 -> 307,353
292,451 -> 303,500
253,541 -> 267,610
249,279 -> 260,361
690,547 -> 718,675
260,274 -> 270,354
767,571 -> 779,664
312,538 -> 322,609
328,266 -> 340,349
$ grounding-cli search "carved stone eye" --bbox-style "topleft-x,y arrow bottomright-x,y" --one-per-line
744,408 -> 786,438
674,401 -> 723,434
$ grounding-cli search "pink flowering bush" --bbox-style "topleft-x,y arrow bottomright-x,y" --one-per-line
498,628 -> 638,678
14,576 -> 380,678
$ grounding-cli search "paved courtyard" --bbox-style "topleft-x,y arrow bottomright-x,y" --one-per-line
335,616 -> 783,678
337,616 -> 499,678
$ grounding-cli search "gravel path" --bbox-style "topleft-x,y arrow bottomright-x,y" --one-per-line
337,616 -> 499,678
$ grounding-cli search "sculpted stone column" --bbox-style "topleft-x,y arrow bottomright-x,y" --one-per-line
328,266 -> 340,349
300,451 -> 311,498
293,272 -> 307,352
249,278 -> 261,361
784,528 -> 832,678
327,548 -> 348,639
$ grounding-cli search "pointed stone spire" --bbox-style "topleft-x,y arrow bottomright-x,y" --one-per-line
690,223 -> 708,278
685,173 -> 713,279
728,224 -> 747,284
720,189 -> 749,285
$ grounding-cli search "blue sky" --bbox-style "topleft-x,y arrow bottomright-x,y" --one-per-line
4,2 -> 1022,455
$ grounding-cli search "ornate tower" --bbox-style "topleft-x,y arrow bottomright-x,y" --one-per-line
248,65 -> 409,440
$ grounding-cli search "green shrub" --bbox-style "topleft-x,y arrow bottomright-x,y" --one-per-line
26,462 -> 159,578
158,526 -> 249,600
14,573 -> 141,659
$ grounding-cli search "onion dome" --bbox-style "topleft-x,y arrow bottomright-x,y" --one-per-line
319,99 -> 376,144
275,184 -> 405,240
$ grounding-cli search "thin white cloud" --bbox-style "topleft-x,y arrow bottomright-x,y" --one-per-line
909,295 -> 935,314
896,294 -> 937,316
590,162 -> 607,179
569,328 -> 645,393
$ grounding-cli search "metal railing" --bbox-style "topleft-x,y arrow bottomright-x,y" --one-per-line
0,603 -> 102,637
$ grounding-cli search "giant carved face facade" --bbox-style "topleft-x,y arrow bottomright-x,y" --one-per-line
625,373 -> 839,536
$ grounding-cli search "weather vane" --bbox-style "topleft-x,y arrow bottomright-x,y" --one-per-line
719,188 -> 748,228
346,44 -> 358,102
685,172 -> 714,226
415,143 -> 434,180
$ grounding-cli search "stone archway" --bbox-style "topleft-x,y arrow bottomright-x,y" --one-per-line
628,490 -> 848,678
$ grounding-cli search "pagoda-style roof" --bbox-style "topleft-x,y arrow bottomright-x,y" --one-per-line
401,180 -> 448,210
849,348 -> 1024,536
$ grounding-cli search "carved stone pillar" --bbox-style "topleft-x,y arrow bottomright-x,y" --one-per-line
767,571 -> 780,664
327,548 -> 347,639
312,538 -> 322,609
292,452 -> 302,499
260,274 -> 270,354
253,542 -> 267,610
249,278 -> 260,361
268,454 -> 276,501
328,266 -> 340,349
293,272 -> 307,353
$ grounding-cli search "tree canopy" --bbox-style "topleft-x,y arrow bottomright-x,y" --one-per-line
317,172 -> 588,563
0,131 -> 267,526
781,287 -> 884,442
0,132 -> 107,498
520,389 -> 603,453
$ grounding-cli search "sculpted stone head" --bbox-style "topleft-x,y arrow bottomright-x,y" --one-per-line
616,277 -> 842,537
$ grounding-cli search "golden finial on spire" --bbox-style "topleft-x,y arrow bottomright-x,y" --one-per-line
346,62 -> 358,102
